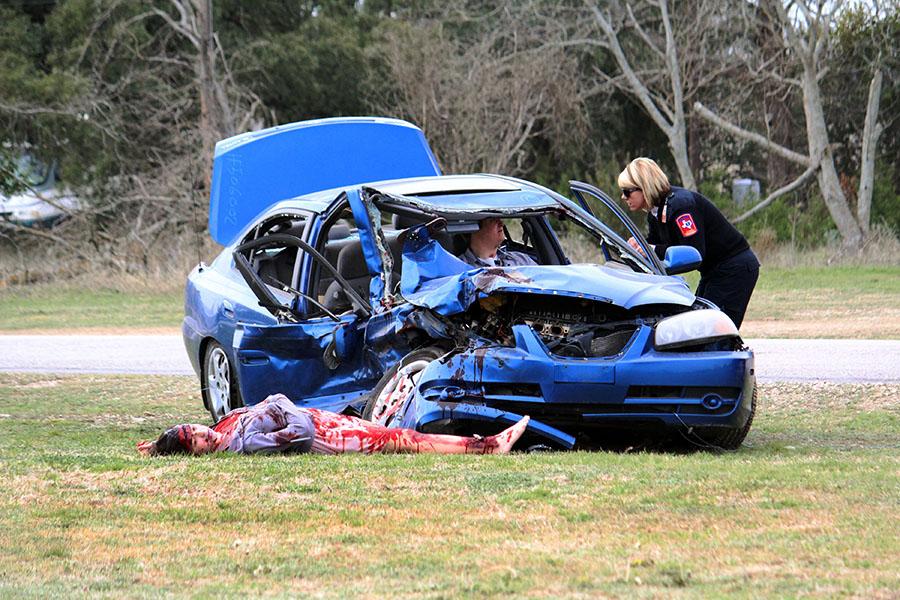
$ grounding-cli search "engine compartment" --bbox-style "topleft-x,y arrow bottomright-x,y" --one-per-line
459,293 -> 688,358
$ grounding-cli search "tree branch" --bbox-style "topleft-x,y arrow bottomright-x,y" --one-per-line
693,101 -> 812,166
625,3 -> 665,62
733,163 -> 818,223
585,1 -> 673,132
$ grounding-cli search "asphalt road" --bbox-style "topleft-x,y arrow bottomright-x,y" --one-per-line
0,334 -> 898,384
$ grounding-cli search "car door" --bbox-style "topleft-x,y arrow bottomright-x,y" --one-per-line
570,180 -> 665,274
230,221 -> 379,413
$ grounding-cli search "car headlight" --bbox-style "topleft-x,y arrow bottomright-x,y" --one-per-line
654,309 -> 738,350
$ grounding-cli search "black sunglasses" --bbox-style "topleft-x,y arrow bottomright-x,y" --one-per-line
621,187 -> 641,198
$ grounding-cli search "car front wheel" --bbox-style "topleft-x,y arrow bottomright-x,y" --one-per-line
202,341 -> 243,422
362,347 -> 444,427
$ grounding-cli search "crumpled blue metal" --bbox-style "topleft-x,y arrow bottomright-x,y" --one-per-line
399,224 -> 696,316
399,224 -> 472,311
346,188 -> 388,306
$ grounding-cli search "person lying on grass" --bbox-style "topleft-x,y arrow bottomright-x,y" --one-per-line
138,393 -> 529,456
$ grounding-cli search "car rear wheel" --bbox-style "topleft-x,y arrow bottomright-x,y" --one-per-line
202,341 -> 243,422
700,382 -> 757,450
362,347 -> 444,427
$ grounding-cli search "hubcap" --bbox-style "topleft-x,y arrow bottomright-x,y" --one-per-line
205,346 -> 231,420
370,359 -> 431,427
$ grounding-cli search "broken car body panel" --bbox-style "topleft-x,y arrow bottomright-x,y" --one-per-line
398,226 -> 694,317
185,119 -> 755,449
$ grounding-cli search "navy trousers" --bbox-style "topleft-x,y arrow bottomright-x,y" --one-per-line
696,248 -> 760,329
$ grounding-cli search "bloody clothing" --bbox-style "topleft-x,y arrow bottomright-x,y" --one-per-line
212,395 -> 315,454
647,187 -> 759,328
212,394 -> 520,455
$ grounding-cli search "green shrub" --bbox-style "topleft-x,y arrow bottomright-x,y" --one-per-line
871,162 -> 900,234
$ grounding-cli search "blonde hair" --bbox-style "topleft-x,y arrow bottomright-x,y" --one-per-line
617,158 -> 671,208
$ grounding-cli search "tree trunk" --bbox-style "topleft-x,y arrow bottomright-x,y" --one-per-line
195,0 -> 223,164
800,66 -> 863,248
857,69 -> 883,238
669,123 -> 696,189
764,95 -> 794,188
688,115 -> 701,177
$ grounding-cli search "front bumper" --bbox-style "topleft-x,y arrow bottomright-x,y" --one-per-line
400,324 -> 755,446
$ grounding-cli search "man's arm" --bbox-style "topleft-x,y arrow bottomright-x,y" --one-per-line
241,423 -> 313,454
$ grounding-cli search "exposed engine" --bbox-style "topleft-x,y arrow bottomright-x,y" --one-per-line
461,293 -> 687,358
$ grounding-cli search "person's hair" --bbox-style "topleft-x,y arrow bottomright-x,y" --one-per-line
617,158 -> 671,208
152,425 -> 192,455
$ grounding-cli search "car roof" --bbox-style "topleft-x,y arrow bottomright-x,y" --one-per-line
267,174 -> 563,217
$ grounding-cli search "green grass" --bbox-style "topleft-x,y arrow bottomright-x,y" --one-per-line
684,266 -> 900,338
749,265 -> 900,317
0,373 -> 897,597
0,287 -> 183,331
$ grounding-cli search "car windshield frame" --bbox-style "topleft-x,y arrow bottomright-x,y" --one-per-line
368,186 -> 659,276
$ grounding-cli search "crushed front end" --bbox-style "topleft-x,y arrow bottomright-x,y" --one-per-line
395,291 -> 754,449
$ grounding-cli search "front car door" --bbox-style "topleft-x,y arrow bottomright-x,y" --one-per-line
569,180 -> 665,274
230,207 -> 379,413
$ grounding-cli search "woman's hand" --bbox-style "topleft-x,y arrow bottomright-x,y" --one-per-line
627,237 -> 646,257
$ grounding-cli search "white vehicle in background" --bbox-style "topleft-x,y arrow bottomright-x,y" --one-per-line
0,154 -> 79,227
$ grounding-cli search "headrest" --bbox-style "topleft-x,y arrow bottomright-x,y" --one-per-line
335,241 -> 370,279
328,223 -> 352,240
392,213 -> 424,230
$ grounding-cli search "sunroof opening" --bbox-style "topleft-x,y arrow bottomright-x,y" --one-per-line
410,189 -> 519,197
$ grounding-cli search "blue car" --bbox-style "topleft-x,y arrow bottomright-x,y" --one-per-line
183,117 -> 756,450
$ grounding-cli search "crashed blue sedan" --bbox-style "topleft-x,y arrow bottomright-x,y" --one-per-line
183,117 -> 756,450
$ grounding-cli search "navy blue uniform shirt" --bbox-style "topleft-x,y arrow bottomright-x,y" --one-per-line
647,187 -> 750,273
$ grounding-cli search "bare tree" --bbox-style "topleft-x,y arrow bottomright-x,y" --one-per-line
695,0 -> 887,248
579,0 -> 745,188
149,0 -> 264,172
584,0 -> 693,188
0,0 -> 266,278
370,4 -> 585,176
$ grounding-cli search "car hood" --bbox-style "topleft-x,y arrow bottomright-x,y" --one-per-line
399,230 -> 694,316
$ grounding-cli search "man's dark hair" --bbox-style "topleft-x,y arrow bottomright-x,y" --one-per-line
153,425 -> 191,455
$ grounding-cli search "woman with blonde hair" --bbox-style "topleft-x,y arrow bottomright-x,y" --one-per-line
617,157 -> 759,328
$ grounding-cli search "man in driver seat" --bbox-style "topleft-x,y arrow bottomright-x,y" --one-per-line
458,217 -> 537,268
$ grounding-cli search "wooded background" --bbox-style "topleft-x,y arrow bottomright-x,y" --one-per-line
1,0 -> 897,277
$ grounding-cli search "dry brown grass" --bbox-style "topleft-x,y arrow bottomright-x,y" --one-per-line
755,225 -> 900,269
0,231 -> 221,293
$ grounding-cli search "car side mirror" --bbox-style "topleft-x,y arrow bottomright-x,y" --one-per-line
663,245 -> 702,275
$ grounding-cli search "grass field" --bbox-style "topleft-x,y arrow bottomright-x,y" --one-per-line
0,266 -> 897,338
0,287 -> 183,332
0,373 -> 897,598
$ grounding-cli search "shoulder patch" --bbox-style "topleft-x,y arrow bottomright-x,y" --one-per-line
675,213 -> 698,237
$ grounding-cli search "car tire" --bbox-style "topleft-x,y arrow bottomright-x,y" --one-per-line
701,382 -> 757,450
201,340 -> 244,422
362,346 -> 444,426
